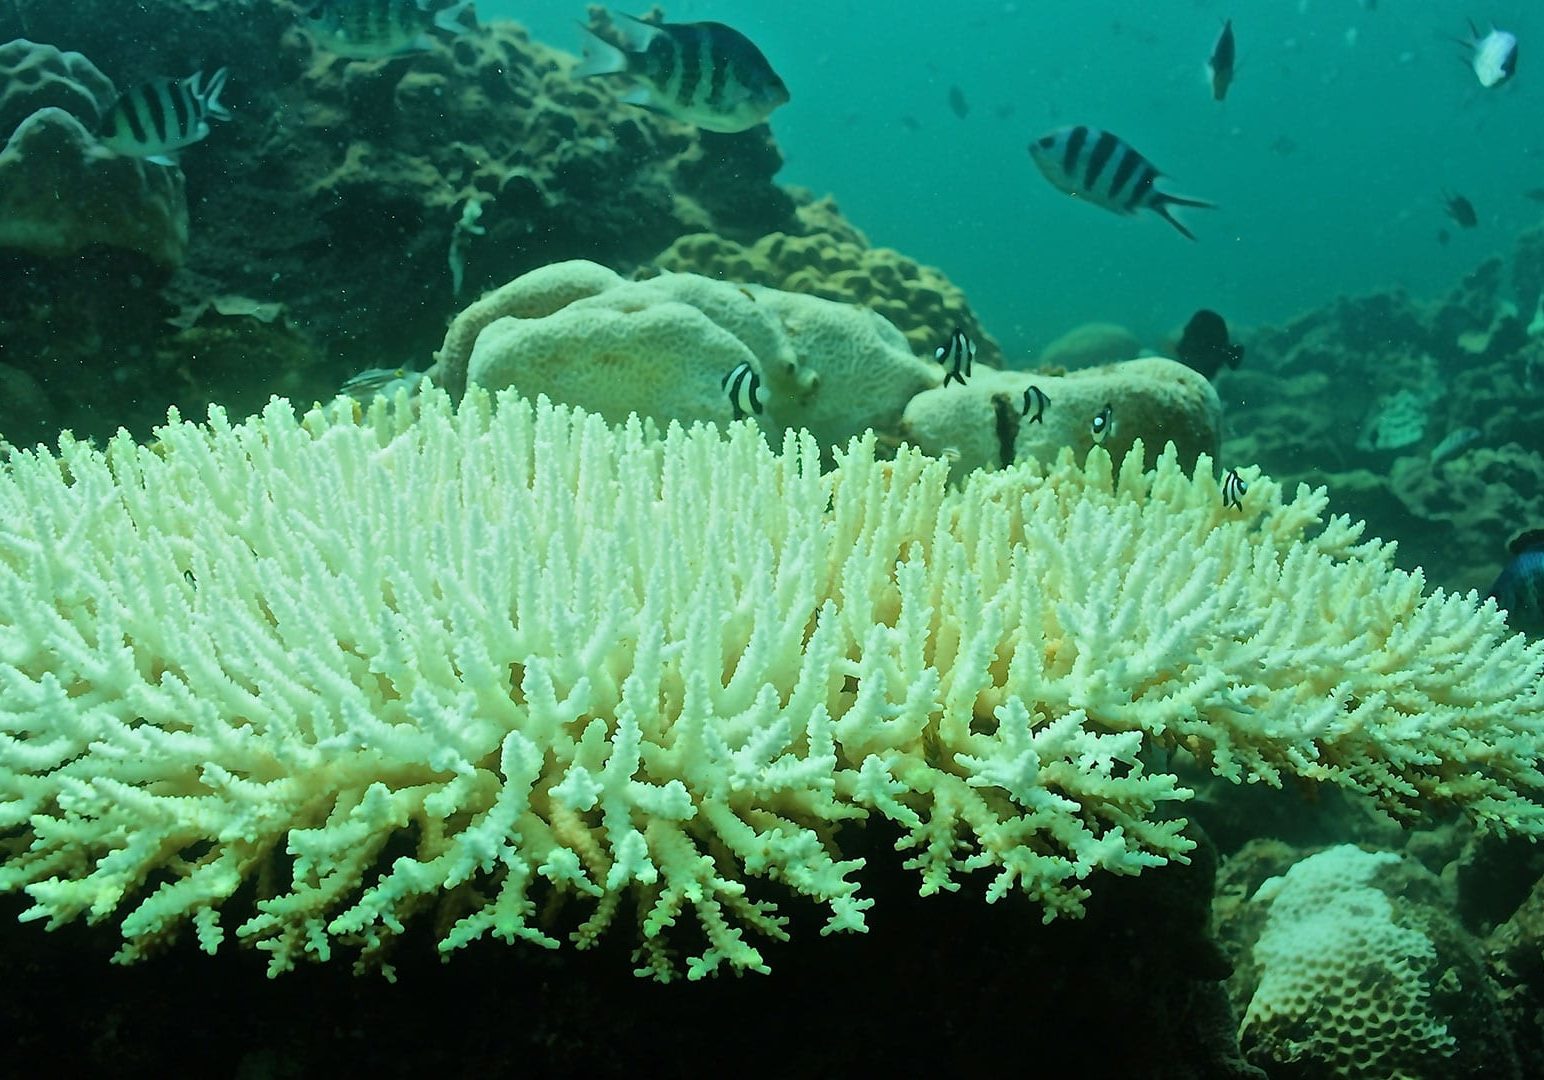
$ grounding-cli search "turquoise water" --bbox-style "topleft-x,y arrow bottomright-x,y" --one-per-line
506,2 -> 1543,357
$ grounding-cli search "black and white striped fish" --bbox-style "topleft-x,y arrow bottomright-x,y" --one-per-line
1221,467 -> 1247,510
304,0 -> 475,61
1090,403 -> 1114,444
98,68 -> 230,166
722,361 -> 764,420
1021,384 -> 1049,423
576,14 -> 790,133
934,327 -> 975,387
1029,126 -> 1214,240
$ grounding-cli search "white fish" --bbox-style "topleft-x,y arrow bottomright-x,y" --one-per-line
1029,126 -> 1214,240
1466,22 -> 1518,88
99,68 -> 230,165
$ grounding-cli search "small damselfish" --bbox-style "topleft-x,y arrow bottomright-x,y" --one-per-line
1090,403 -> 1114,444
1021,384 -> 1050,423
1221,467 -> 1247,510
722,361 -> 764,420
934,327 -> 975,387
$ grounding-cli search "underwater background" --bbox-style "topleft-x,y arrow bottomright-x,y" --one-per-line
1,2 -> 1543,1076
513,0 -> 1544,354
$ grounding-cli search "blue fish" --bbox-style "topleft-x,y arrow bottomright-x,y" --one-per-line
1488,529 -> 1544,636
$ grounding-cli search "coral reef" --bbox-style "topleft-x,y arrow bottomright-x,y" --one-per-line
1226,241 -> 1544,599
2,386 -> 1541,985
1219,844 -> 1520,1079
0,2 -> 806,441
438,260 -> 939,451
900,357 -> 1221,480
646,209 -> 1002,368
0,39 -> 187,267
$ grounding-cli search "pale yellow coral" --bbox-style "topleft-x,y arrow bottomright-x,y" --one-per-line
435,260 -> 939,450
0,386 -> 1540,981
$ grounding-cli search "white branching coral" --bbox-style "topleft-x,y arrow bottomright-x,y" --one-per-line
0,386 -> 1541,980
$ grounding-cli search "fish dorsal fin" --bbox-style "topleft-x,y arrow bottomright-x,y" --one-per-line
1508,528 -> 1544,556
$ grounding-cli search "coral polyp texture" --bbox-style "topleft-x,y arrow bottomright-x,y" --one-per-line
1,387 -> 1542,980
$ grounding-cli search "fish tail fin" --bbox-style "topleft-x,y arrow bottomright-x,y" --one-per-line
434,0 -> 476,35
573,24 -> 630,78
1151,193 -> 1213,240
201,67 -> 231,121
1158,191 -> 1215,210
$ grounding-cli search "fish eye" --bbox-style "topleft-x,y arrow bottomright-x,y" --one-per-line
1035,136 -> 1055,149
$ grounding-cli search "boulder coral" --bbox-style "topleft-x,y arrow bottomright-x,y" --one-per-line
0,39 -> 187,268
900,357 -> 1222,480
435,260 -> 940,451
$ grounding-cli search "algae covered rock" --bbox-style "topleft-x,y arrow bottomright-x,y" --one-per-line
649,218 -> 1001,368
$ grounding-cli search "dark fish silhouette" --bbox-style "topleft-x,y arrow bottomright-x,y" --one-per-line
1175,309 -> 1244,379
1208,20 -> 1236,101
1443,191 -> 1478,228
948,85 -> 969,119
1488,529 -> 1544,636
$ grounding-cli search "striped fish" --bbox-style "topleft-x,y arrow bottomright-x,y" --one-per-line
722,361 -> 764,420
1029,126 -> 1214,240
576,13 -> 790,133
1221,467 -> 1247,510
99,69 -> 231,166
934,327 -> 975,387
304,0 -> 474,61
1021,384 -> 1049,423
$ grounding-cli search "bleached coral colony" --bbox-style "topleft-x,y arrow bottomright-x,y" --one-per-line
0,387 -> 1541,979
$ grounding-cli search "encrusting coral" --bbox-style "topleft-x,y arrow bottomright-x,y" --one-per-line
1,386 -> 1542,981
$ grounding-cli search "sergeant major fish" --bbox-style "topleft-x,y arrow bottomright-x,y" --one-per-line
576,13 -> 789,133
99,68 -> 230,165
303,0 -> 475,61
1029,126 -> 1215,240
722,361 -> 764,420
934,327 -> 975,387
1464,21 -> 1518,88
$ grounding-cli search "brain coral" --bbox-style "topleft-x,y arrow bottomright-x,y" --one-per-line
0,387 -> 1541,981
1238,845 -> 1519,1079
